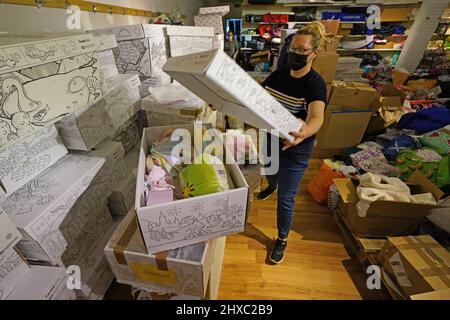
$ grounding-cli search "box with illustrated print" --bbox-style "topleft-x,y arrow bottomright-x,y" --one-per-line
163,50 -> 302,141
194,14 -> 224,35
166,26 -> 214,58
104,210 -> 216,297
90,24 -> 171,86
0,207 -> 21,256
0,247 -> 30,300
198,5 -> 230,16
56,141 -> 128,246
93,34 -> 119,79
62,217 -> 117,299
136,125 -> 249,254
77,257 -> 114,300
2,154 -> 105,265
6,265 -> 75,300
55,73 -> 140,151
0,125 -> 68,198
0,33 -> 106,150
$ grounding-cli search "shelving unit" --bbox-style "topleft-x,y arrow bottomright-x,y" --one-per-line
338,48 -> 402,52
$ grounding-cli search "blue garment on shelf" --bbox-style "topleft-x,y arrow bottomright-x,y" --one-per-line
397,107 -> 450,134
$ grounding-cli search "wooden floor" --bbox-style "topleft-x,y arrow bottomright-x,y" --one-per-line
218,158 -> 380,300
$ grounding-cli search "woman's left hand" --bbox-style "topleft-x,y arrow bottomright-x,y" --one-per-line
282,121 -> 309,151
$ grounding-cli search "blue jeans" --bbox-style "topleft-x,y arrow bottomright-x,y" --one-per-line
265,134 -> 315,239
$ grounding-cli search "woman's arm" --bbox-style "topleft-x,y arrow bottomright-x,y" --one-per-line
282,100 -> 325,150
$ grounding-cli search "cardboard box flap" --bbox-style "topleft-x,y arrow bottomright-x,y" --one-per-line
333,178 -> 359,204
407,170 -> 445,202
367,201 -> 439,219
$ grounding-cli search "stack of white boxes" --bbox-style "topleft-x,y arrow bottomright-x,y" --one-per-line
90,24 -> 172,98
0,32 -> 142,300
335,57 -> 365,82
166,25 -> 215,58
194,5 -> 229,50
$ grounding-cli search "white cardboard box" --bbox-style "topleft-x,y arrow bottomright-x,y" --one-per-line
0,207 -> 21,256
0,125 -> 68,198
163,50 -> 302,141
94,34 -> 119,79
60,203 -> 113,266
55,73 -> 140,151
62,218 -> 116,298
2,154 -> 105,265
141,83 -> 206,118
213,34 -> 224,51
198,5 -> 230,16
111,113 -> 141,155
90,24 -> 171,84
54,141 -> 126,247
136,125 -> 249,253
108,169 -> 136,217
0,247 -> 30,300
194,14 -> 224,35
0,34 -> 106,149
166,26 -> 214,58
104,73 -> 141,129
6,265 -> 70,300
77,257 -> 114,300
104,211 -> 216,297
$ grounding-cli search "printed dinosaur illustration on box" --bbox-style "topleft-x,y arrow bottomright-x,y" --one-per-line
0,53 -> 105,148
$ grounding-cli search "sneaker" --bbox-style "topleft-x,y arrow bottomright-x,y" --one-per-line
269,238 -> 287,264
257,186 -> 277,200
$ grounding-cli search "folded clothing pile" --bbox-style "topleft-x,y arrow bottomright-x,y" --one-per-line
356,172 -> 436,217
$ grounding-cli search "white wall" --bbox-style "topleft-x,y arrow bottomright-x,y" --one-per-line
0,0 -> 203,33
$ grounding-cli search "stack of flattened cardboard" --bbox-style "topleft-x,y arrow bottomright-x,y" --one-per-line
378,235 -> 450,300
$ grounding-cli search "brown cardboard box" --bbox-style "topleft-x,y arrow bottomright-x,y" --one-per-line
328,81 -> 379,111
334,171 -> 446,238
379,235 -> 450,298
323,35 -> 342,53
312,52 -> 339,83
410,288 -> 450,300
392,69 -> 410,86
312,110 -> 372,158
406,79 -> 438,90
321,19 -> 340,35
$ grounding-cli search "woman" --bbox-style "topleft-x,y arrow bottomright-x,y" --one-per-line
257,22 -> 328,264
224,30 -> 239,60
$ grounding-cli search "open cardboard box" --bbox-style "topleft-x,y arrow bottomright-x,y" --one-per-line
334,171 -> 446,238
135,124 -> 249,254
104,210 -> 217,297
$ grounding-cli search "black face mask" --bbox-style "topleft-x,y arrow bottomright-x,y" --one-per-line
287,51 -> 310,71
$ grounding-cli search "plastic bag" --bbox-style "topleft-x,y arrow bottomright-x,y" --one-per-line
307,162 -> 345,204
